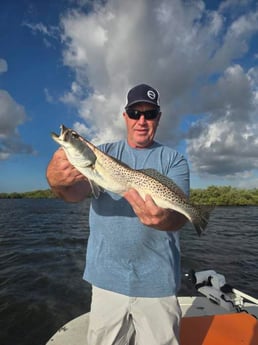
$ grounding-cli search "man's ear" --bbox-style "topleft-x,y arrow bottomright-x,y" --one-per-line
157,111 -> 162,124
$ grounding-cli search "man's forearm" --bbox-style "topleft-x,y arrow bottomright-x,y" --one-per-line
50,180 -> 92,202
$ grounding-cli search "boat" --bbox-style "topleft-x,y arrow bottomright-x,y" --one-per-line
46,270 -> 258,345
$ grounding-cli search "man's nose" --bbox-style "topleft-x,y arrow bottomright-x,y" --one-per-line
138,114 -> 147,123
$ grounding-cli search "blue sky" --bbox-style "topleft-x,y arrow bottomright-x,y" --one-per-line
1,0 -> 258,193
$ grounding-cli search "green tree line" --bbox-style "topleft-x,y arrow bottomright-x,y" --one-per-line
0,189 -> 55,199
190,186 -> 258,206
0,186 -> 258,205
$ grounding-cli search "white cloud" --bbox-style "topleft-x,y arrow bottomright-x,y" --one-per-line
44,88 -> 54,103
187,63 -> 258,178
218,0 -> 252,13
0,59 -> 8,74
0,60 -> 33,159
23,22 -> 59,47
54,0 -> 258,184
187,118 -> 258,176
0,90 -> 34,160
59,81 -> 84,105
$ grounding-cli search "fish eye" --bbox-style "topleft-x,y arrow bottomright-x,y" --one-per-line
71,131 -> 79,139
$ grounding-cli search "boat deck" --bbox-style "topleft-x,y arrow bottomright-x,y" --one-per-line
46,296 -> 258,345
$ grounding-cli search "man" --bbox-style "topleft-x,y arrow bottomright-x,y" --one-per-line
46,83 -> 190,345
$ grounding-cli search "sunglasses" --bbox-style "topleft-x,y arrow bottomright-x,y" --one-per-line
126,108 -> 160,120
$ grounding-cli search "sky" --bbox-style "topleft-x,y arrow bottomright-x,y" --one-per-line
1,0 -> 258,193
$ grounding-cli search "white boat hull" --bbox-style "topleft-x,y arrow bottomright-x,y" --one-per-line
46,296 -> 258,345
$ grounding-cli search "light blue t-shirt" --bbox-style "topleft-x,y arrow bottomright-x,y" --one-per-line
83,140 -> 190,297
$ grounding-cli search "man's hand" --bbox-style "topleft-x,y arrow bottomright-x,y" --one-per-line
46,148 -> 91,202
46,148 -> 85,187
123,189 -> 187,231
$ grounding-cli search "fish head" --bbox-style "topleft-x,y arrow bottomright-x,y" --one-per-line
51,124 -> 96,168
51,124 -> 81,147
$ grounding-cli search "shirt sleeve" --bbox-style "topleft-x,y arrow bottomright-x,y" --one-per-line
167,152 -> 190,198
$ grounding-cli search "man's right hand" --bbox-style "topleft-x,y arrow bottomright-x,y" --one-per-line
46,148 -> 91,202
46,148 -> 85,187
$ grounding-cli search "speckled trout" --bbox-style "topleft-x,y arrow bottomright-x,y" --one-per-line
51,125 -> 212,235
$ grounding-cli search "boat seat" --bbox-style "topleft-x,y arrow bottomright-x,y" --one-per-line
180,312 -> 258,345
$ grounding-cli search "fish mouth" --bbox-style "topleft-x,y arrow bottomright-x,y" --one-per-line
51,124 -> 69,142
51,124 -> 81,144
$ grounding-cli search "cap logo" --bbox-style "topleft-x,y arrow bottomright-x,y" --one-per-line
125,84 -> 160,108
147,90 -> 156,100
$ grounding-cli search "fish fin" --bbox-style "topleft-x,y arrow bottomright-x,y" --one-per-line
138,168 -> 159,177
89,179 -> 102,198
193,205 -> 215,236
138,168 -> 188,201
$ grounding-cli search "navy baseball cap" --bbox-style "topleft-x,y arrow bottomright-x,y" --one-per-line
125,83 -> 160,109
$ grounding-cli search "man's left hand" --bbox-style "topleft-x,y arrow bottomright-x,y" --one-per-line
123,189 -> 186,231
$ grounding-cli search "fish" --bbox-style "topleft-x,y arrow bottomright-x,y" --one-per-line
51,124 -> 212,235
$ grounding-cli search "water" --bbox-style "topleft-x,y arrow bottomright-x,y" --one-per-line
0,200 -> 257,345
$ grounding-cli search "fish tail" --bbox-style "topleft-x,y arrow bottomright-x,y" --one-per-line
192,205 -> 214,236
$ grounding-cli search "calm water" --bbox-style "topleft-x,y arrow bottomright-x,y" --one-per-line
0,199 -> 257,345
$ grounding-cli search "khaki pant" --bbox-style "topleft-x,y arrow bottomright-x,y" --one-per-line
87,286 -> 181,345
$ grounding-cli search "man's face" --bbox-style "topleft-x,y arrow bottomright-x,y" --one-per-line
123,103 -> 161,148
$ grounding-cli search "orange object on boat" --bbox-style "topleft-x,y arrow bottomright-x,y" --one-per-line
180,312 -> 258,345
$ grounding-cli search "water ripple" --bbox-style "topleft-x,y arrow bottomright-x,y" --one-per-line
0,200 -> 257,345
